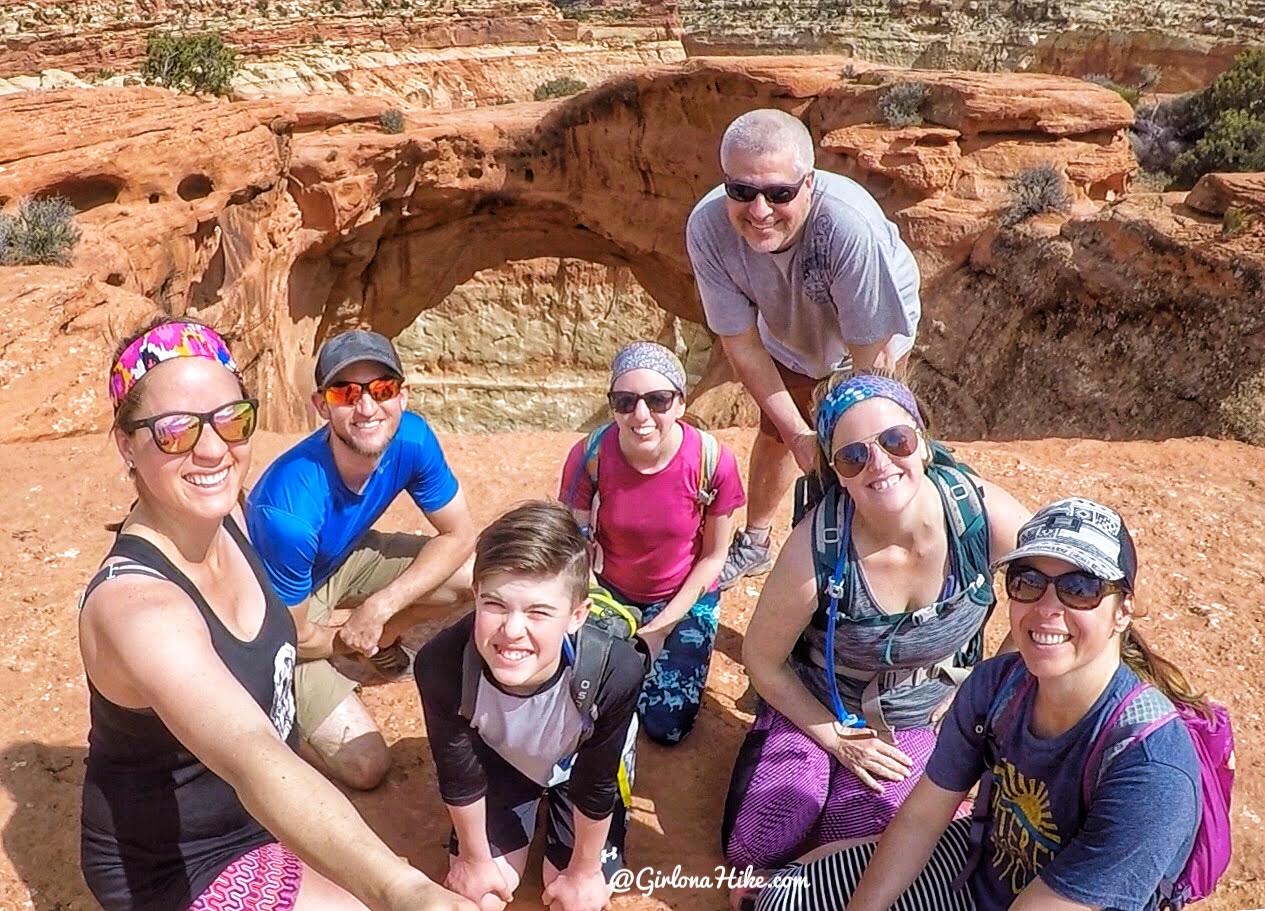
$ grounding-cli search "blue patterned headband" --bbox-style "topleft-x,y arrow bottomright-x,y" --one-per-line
610,341 -> 686,394
815,373 -> 924,454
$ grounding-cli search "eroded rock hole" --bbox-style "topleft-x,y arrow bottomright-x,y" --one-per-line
396,258 -> 711,432
177,174 -> 215,201
35,175 -> 124,212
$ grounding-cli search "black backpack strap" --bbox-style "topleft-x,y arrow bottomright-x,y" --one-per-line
458,635 -> 484,722
569,623 -> 613,740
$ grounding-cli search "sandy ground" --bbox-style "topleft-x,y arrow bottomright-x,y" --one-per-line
1,428 -> 1263,911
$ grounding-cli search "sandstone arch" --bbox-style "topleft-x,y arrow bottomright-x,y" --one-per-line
10,58 -> 1262,446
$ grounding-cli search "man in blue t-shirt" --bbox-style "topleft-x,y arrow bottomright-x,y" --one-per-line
247,329 -> 476,789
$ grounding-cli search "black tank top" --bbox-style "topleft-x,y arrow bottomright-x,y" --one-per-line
80,517 -> 299,911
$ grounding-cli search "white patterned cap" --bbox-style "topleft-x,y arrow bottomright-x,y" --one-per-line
609,341 -> 686,394
993,497 -> 1138,588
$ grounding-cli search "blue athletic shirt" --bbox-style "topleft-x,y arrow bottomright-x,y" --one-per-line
245,411 -> 459,606
926,655 -> 1200,911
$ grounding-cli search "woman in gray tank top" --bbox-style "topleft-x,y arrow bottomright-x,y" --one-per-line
722,370 -> 1030,882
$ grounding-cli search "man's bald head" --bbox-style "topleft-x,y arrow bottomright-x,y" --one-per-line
719,109 -> 815,177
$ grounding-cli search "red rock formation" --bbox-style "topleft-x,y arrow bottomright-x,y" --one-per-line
0,56 -> 1188,446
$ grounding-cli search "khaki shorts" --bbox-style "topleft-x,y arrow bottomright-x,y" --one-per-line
295,530 -> 428,737
758,361 -> 823,443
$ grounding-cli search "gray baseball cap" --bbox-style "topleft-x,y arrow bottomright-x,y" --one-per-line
993,497 -> 1138,588
314,330 -> 404,388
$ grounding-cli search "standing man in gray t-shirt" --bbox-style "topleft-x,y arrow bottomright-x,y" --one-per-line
686,109 -> 922,587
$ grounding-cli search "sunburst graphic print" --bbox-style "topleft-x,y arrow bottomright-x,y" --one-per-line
988,760 -> 1063,894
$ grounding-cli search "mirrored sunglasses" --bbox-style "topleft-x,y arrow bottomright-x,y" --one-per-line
123,399 -> 258,455
831,424 -> 920,479
1005,564 -> 1126,611
322,376 -> 402,408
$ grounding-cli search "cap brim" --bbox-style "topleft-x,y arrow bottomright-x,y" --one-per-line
991,543 -> 1126,582
318,354 -> 403,387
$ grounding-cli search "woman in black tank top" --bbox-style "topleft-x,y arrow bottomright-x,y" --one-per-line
79,317 -> 471,911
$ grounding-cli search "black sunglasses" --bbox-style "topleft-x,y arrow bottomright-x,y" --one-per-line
123,399 -> 259,455
723,174 -> 808,206
831,425 -> 920,479
1005,564 -> 1127,611
607,390 -> 680,414
322,376 -> 402,408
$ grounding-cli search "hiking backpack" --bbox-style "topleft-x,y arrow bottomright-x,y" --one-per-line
457,584 -> 643,806
800,442 -> 996,730
960,656 -> 1235,908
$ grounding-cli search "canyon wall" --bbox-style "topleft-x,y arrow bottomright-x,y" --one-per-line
675,0 -> 1265,91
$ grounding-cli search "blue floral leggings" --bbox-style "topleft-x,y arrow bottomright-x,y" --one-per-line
603,579 -> 721,746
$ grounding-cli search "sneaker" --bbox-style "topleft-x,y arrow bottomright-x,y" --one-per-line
367,639 -> 415,679
718,530 -> 774,591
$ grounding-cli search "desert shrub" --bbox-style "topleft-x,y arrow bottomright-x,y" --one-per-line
1,197 -> 81,265
1221,369 -> 1265,445
534,76 -> 588,101
378,108 -> 405,133
1082,73 -> 1140,107
1164,49 -> 1265,185
1130,92 -> 1205,173
1222,205 -> 1255,238
1001,164 -> 1071,227
878,81 -> 927,127
1138,64 -> 1162,90
1173,110 -> 1265,185
142,31 -> 238,95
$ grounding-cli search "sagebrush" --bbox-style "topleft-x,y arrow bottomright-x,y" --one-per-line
1001,165 -> 1071,227
878,82 -> 927,127
533,76 -> 587,101
142,31 -> 238,95
0,197 -> 82,266
378,108 -> 405,133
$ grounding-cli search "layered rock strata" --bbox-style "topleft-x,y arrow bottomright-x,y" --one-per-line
6,58 -> 1254,446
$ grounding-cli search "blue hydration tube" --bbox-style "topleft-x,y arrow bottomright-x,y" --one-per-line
824,499 -> 868,730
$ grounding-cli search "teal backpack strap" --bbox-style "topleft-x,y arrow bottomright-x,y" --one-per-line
564,421 -> 613,512
929,462 -> 992,607
695,428 -> 720,510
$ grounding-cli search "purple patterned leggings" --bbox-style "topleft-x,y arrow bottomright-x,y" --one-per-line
722,704 -> 939,870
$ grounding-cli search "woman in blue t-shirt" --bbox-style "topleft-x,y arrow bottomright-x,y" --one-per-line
753,497 -> 1205,911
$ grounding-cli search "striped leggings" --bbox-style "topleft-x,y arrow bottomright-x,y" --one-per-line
754,817 -> 976,911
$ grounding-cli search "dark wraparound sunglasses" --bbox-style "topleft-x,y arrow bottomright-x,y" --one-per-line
723,174 -> 808,206
322,376 -> 402,408
1005,564 -> 1126,610
831,424 -> 920,479
608,390 -> 680,414
123,399 -> 259,455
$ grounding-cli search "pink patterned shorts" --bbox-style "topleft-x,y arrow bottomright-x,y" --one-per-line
188,842 -> 303,911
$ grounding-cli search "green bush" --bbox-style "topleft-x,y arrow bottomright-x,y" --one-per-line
1173,110 -> 1265,185
142,31 -> 239,95
0,197 -> 82,266
378,108 -> 405,133
1222,205 -> 1255,238
1166,49 -> 1265,185
1001,164 -> 1071,227
878,81 -> 927,127
533,76 -> 587,101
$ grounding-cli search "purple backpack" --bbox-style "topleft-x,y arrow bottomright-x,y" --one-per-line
963,658 -> 1235,908
1081,681 -> 1235,907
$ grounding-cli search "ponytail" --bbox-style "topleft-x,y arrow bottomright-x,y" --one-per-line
1121,626 -> 1211,718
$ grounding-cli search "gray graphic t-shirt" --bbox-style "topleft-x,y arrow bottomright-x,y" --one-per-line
686,170 -> 921,378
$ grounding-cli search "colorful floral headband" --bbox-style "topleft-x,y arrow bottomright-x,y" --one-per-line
109,321 -> 239,408
815,373 -> 924,454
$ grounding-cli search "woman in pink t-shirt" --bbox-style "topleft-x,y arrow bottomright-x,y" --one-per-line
560,341 -> 746,745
